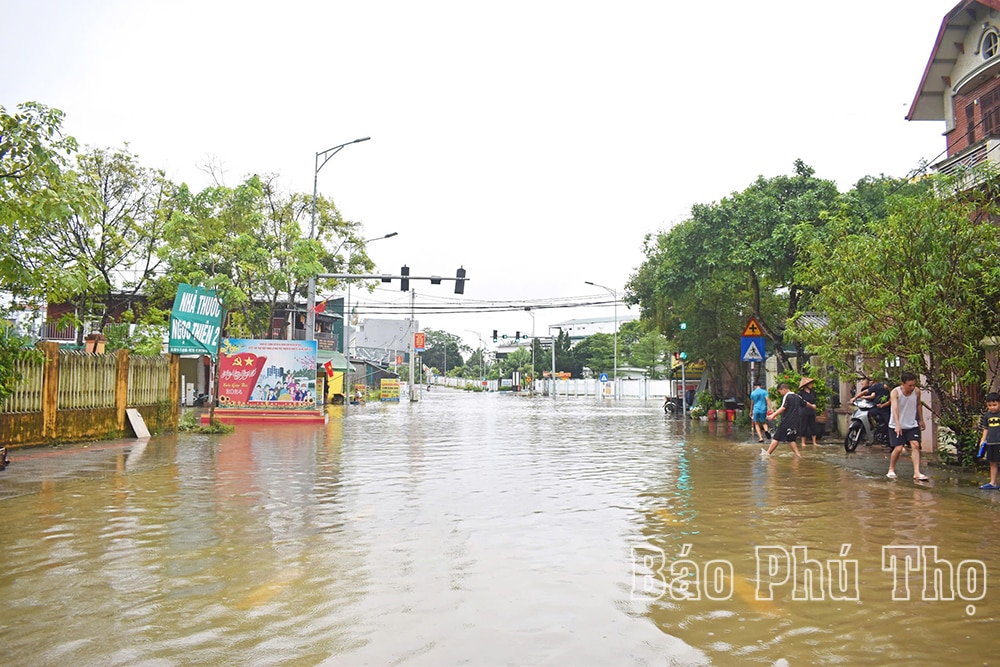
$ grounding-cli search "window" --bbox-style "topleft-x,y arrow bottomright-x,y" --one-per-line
983,88 -> 1000,137
967,103 -> 977,145
983,30 -> 999,59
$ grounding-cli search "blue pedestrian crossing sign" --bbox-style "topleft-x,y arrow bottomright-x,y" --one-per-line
599,373 -> 609,382
741,336 -> 765,362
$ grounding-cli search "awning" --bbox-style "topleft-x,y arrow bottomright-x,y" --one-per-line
316,349 -> 349,371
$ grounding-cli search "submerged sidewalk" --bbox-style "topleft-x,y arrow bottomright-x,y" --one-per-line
752,433 -> 1000,507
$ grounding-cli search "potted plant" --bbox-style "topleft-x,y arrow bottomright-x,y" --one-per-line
695,390 -> 715,420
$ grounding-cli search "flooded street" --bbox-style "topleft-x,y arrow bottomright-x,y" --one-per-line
2,391 -> 1000,665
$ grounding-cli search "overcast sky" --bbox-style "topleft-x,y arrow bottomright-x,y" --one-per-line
4,0 -> 954,353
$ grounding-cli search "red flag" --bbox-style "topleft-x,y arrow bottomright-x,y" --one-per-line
324,360 -> 334,377
313,300 -> 327,314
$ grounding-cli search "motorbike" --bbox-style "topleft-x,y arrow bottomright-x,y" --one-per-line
663,396 -> 685,415
844,398 -> 890,452
193,392 -> 211,407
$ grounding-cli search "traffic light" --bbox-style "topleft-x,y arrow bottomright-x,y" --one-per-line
515,331 -> 520,341
492,330 -> 498,342
680,352 -> 687,360
455,266 -> 466,294
400,265 -> 409,291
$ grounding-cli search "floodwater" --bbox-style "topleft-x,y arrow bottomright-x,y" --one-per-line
1,392 -> 999,666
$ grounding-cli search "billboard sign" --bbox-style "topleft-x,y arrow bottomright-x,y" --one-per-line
168,284 -> 223,357
217,338 -> 317,409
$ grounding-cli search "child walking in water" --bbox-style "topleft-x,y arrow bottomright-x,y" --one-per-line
762,383 -> 803,458
978,392 -> 1000,490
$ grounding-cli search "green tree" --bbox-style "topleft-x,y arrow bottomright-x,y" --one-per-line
0,102 -> 96,299
26,146 -> 174,343
572,333 -> 614,376
497,347 -> 531,383
550,329 -> 579,378
629,330 -> 669,378
158,174 -> 364,339
626,161 -> 840,397
792,170 -> 1000,462
420,328 -> 466,375
0,102 -> 93,399
463,346 -> 489,379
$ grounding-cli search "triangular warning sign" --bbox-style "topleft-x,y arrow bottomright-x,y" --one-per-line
743,341 -> 764,362
742,317 -> 762,337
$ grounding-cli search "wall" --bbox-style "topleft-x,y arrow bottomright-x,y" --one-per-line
0,343 -> 179,449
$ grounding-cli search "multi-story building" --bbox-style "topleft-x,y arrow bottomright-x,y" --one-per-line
908,0 -> 1000,179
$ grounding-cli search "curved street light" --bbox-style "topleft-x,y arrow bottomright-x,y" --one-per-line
585,280 -> 617,398
463,329 -> 486,383
344,232 -> 399,361
306,137 -> 370,340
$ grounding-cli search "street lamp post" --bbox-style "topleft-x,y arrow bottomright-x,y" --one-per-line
525,307 -> 535,396
463,330 -> 485,384
306,136 -> 370,341
342,232 -> 398,404
585,281 -> 618,398
549,325 -> 562,398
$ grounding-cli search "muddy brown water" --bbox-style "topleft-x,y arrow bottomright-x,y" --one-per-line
1,392 -> 998,665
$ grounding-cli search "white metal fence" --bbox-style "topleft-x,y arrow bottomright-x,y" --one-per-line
431,376 -> 686,400
58,351 -> 117,409
127,355 -> 171,405
0,355 -> 44,413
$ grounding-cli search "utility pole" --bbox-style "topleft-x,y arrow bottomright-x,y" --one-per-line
409,288 -> 417,402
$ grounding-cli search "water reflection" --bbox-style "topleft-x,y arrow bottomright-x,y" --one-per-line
0,394 -> 998,665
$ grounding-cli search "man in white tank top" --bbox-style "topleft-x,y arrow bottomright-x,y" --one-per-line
886,371 -> 928,481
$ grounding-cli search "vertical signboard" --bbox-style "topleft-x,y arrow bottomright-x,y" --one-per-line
381,378 -> 401,402
168,284 -> 224,357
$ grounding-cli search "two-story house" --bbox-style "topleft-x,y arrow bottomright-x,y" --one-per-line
908,0 -> 1000,178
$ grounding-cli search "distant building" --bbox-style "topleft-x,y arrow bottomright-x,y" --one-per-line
551,313 -> 639,345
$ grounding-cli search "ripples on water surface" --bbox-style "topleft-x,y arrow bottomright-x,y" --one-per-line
1,391 -> 1000,665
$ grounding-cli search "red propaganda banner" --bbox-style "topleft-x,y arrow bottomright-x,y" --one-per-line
218,352 -> 267,403
414,332 -> 426,350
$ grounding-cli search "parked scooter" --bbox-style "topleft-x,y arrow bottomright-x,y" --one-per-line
844,398 -> 890,452
193,392 -> 211,407
663,396 -> 684,415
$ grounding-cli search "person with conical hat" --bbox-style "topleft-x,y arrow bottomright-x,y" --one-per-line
797,377 -> 821,447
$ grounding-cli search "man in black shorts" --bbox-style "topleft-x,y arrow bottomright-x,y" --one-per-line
762,383 -> 803,458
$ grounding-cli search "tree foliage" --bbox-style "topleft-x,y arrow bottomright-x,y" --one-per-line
0,102 -> 93,399
157,174 -> 364,339
626,161 -> 839,399
0,103 -> 99,298
792,171 -> 1000,460
420,328 -> 466,374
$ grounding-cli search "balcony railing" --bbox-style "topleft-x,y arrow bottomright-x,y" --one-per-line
934,138 -> 1000,190
38,321 -> 81,341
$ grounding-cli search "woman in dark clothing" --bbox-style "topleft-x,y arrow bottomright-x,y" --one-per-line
798,377 -> 821,446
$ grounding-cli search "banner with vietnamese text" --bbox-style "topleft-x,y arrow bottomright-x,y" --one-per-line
217,338 -> 318,409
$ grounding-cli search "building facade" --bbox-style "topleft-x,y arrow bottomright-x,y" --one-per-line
909,0 -> 1000,177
